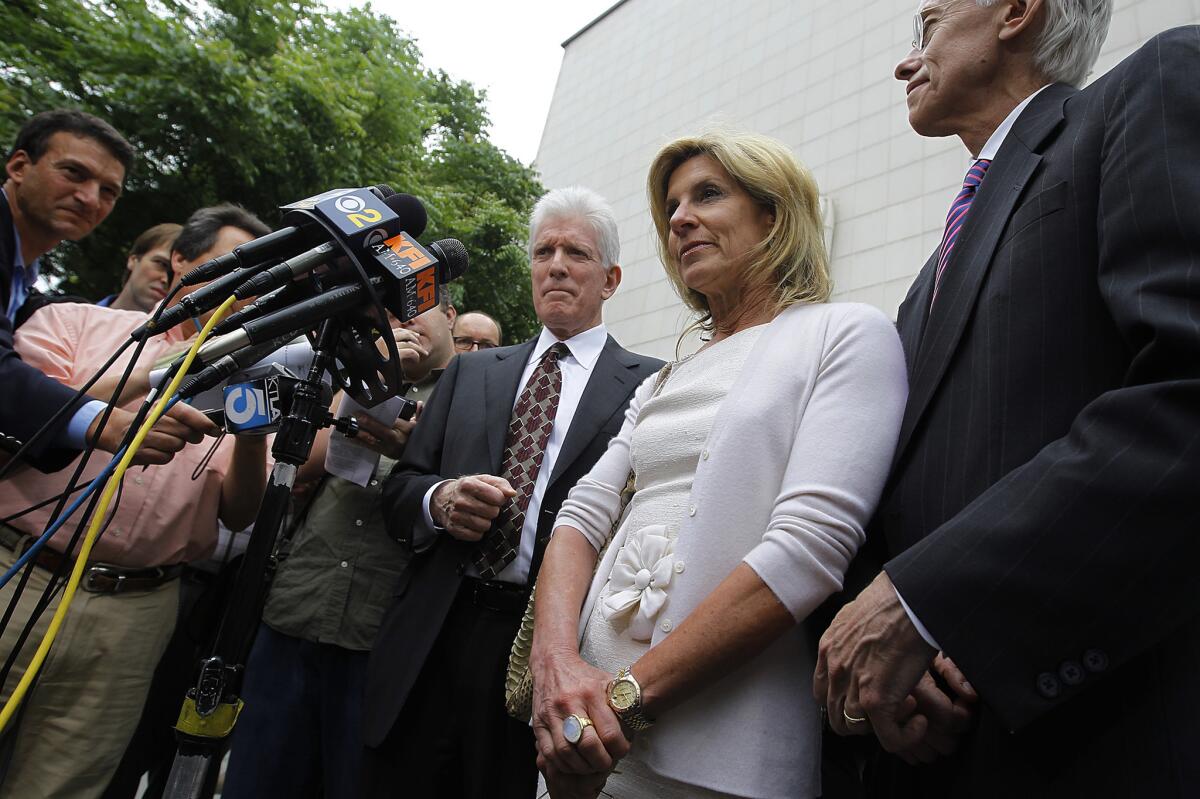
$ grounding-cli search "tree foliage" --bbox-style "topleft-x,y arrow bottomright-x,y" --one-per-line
0,0 -> 543,342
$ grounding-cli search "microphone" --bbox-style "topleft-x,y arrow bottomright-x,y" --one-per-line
371,236 -> 469,321
178,184 -> 401,286
210,280 -> 317,337
134,192 -> 425,340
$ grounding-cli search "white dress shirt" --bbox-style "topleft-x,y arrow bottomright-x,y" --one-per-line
421,323 -> 609,584
897,84 -> 1050,650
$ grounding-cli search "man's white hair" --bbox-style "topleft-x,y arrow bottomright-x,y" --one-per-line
528,186 -> 621,269
977,0 -> 1112,87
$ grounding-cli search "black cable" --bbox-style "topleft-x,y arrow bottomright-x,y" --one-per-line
0,482 -> 90,525
0,283 -> 183,643
0,337 -> 136,481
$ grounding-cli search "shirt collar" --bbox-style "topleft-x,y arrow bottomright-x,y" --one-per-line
1,187 -> 38,286
976,85 -> 1051,162
530,323 -> 608,371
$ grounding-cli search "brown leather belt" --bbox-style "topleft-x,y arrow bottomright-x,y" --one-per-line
0,523 -> 183,594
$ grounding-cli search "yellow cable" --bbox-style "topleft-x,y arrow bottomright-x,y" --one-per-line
0,296 -> 238,732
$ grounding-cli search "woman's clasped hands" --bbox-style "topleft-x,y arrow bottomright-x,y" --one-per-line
531,648 -> 632,799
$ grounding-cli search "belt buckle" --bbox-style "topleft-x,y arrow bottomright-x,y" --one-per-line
83,564 -> 124,594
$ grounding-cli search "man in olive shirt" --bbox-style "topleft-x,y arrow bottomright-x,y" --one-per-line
220,296 -> 459,799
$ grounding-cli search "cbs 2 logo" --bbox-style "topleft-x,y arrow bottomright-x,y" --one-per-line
334,195 -> 384,229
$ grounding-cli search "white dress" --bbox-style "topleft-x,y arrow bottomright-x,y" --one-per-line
538,326 -> 763,799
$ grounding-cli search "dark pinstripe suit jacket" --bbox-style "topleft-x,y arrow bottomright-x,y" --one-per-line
869,26 -> 1200,797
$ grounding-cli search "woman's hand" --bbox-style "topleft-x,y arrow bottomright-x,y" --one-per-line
532,648 -> 631,777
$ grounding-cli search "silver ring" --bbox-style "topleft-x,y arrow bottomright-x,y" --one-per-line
843,708 -> 867,725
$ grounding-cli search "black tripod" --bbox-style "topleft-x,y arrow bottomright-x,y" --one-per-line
162,317 -> 360,798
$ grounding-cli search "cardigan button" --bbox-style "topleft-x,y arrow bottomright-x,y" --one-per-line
661,619 -> 673,632
688,505 -> 696,517
674,561 -> 685,574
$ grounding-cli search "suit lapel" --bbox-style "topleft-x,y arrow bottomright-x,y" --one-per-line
898,251 -> 938,380
893,85 -> 1073,464
548,336 -> 640,486
482,338 -> 536,469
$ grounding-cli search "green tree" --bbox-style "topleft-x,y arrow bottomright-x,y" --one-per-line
0,0 -> 542,343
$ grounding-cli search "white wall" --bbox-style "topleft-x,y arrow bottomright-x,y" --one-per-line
535,0 -> 1200,360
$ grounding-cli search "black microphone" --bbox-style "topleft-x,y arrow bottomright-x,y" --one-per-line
134,192 -> 424,340
371,237 -> 469,321
178,184 -> 399,287
210,280 -> 317,337
177,330 -> 309,399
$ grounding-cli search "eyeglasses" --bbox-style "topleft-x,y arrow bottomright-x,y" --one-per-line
911,3 -> 950,52
911,12 -> 929,51
453,336 -> 499,351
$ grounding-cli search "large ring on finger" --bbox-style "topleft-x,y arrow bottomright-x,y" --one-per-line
562,713 -> 594,745
843,707 -> 867,725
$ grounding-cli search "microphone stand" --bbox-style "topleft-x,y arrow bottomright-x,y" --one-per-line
163,317 -> 359,798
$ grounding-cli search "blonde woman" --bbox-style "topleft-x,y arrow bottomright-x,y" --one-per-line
528,131 -> 909,798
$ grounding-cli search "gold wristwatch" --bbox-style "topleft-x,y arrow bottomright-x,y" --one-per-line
607,667 -> 654,732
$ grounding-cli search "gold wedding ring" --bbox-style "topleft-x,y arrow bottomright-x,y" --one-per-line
563,713 -> 594,744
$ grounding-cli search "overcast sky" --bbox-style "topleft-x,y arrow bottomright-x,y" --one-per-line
330,0 -> 619,167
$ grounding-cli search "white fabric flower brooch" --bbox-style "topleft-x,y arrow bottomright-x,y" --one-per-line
602,524 -> 675,641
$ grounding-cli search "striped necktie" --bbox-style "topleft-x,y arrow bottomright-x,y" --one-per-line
930,159 -> 991,309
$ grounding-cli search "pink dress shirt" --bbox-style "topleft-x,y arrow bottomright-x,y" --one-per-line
1,302 -> 233,567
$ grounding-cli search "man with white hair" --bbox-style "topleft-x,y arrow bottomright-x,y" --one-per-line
361,187 -> 662,798
816,2 -> 1200,795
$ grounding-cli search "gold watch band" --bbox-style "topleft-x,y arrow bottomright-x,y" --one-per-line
608,667 -> 654,731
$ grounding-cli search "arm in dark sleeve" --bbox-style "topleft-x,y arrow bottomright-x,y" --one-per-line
381,352 -> 462,549
886,28 -> 1200,731
0,315 -> 89,473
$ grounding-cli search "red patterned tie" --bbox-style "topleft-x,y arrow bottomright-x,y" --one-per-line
472,342 -> 569,579
930,159 -> 991,309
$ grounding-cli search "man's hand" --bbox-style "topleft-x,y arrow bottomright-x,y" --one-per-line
378,325 -> 428,372
891,658 -> 977,764
814,571 -> 937,753
430,474 -> 516,541
353,402 -> 421,460
88,403 -> 219,466
540,763 -> 610,799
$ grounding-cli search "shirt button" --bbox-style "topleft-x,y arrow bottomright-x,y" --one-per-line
370,479 -> 379,487
701,450 -> 709,460
133,476 -> 144,486
111,527 -> 120,536
661,619 -> 673,632
340,561 -> 349,568
355,519 -> 364,527
673,561 -> 685,574
688,505 -> 696,517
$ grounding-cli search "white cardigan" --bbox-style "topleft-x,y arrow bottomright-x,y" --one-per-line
555,302 -> 908,798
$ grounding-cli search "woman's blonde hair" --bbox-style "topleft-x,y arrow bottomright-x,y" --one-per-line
647,130 -> 830,333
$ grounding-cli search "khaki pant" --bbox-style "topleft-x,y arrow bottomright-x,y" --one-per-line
0,546 -> 179,799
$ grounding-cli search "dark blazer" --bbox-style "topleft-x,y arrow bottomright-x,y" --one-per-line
864,26 -> 1200,797
364,333 -> 662,747
0,196 -> 88,472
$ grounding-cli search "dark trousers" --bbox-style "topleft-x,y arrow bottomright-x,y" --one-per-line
221,623 -> 367,799
361,588 -> 538,799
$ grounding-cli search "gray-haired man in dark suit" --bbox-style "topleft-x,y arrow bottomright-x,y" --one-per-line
817,3 -> 1200,796
362,186 -> 663,798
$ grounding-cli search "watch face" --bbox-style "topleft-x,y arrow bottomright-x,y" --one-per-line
611,680 -> 637,710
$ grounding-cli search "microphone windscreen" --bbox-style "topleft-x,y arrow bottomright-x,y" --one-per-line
429,238 -> 469,280
383,193 -> 428,239
371,184 -> 396,199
